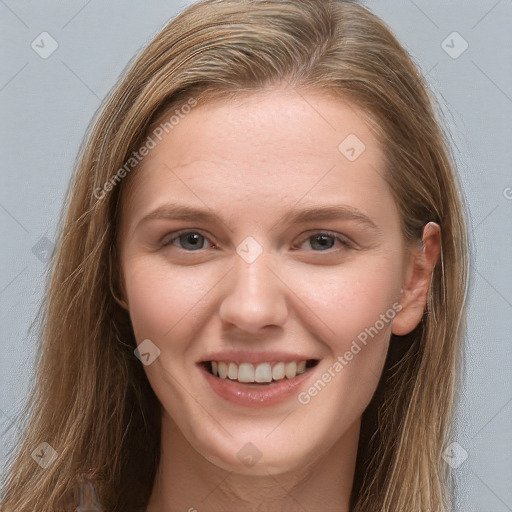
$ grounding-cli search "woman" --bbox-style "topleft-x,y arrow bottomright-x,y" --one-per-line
1,0 -> 469,510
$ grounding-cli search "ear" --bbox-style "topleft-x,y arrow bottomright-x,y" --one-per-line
109,244 -> 130,311
114,281 -> 130,311
392,222 -> 441,336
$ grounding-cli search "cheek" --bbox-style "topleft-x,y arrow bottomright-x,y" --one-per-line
298,255 -> 402,347
123,257 -> 218,345
293,264 -> 399,431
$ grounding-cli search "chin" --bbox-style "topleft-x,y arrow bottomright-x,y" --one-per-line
191,426 -> 324,477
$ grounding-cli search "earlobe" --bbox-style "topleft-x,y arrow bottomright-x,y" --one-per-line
115,295 -> 130,310
391,222 -> 441,336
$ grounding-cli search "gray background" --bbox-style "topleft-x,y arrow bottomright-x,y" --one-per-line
1,0 -> 511,510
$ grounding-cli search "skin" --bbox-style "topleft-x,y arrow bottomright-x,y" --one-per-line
116,87 -> 440,512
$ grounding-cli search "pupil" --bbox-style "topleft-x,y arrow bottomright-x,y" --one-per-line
182,233 -> 202,249
313,234 -> 333,250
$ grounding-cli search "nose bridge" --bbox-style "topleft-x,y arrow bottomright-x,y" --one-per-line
218,246 -> 288,332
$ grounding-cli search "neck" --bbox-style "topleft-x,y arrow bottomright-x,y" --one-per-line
147,413 -> 360,512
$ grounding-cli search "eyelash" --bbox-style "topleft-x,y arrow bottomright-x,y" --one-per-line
161,230 -> 353,253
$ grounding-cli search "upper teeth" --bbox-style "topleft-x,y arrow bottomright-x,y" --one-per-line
211,361 -> 307,383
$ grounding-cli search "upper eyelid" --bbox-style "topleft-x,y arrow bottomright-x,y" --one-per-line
295,231 -> 352,249
162,229 -> 215,248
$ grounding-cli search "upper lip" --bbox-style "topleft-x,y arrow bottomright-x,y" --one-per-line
197,350 -> 320,365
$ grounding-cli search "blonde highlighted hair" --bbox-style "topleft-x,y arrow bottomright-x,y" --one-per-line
1,1 -> 469,510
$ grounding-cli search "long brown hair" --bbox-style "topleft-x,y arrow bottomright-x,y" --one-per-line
1,1 -> 469,510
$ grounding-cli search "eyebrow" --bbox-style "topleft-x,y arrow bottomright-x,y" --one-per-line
136,202 -> 380,233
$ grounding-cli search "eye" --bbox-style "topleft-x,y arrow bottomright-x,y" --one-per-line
296,231 -> 352,252
161,230 -> 352,253
162,231 -> 215,251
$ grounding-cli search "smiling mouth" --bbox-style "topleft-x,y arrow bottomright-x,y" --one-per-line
201,359 -> 319,384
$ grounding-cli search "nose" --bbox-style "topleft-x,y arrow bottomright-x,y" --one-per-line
218,252 -> 288,333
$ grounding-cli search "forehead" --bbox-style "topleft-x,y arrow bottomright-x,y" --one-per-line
145,88 -> 379,165
119,88 -> 394,232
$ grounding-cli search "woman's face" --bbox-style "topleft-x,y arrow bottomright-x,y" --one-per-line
118,88 -> 421,475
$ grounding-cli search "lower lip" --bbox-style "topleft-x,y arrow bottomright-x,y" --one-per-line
199,364 -> 316,407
